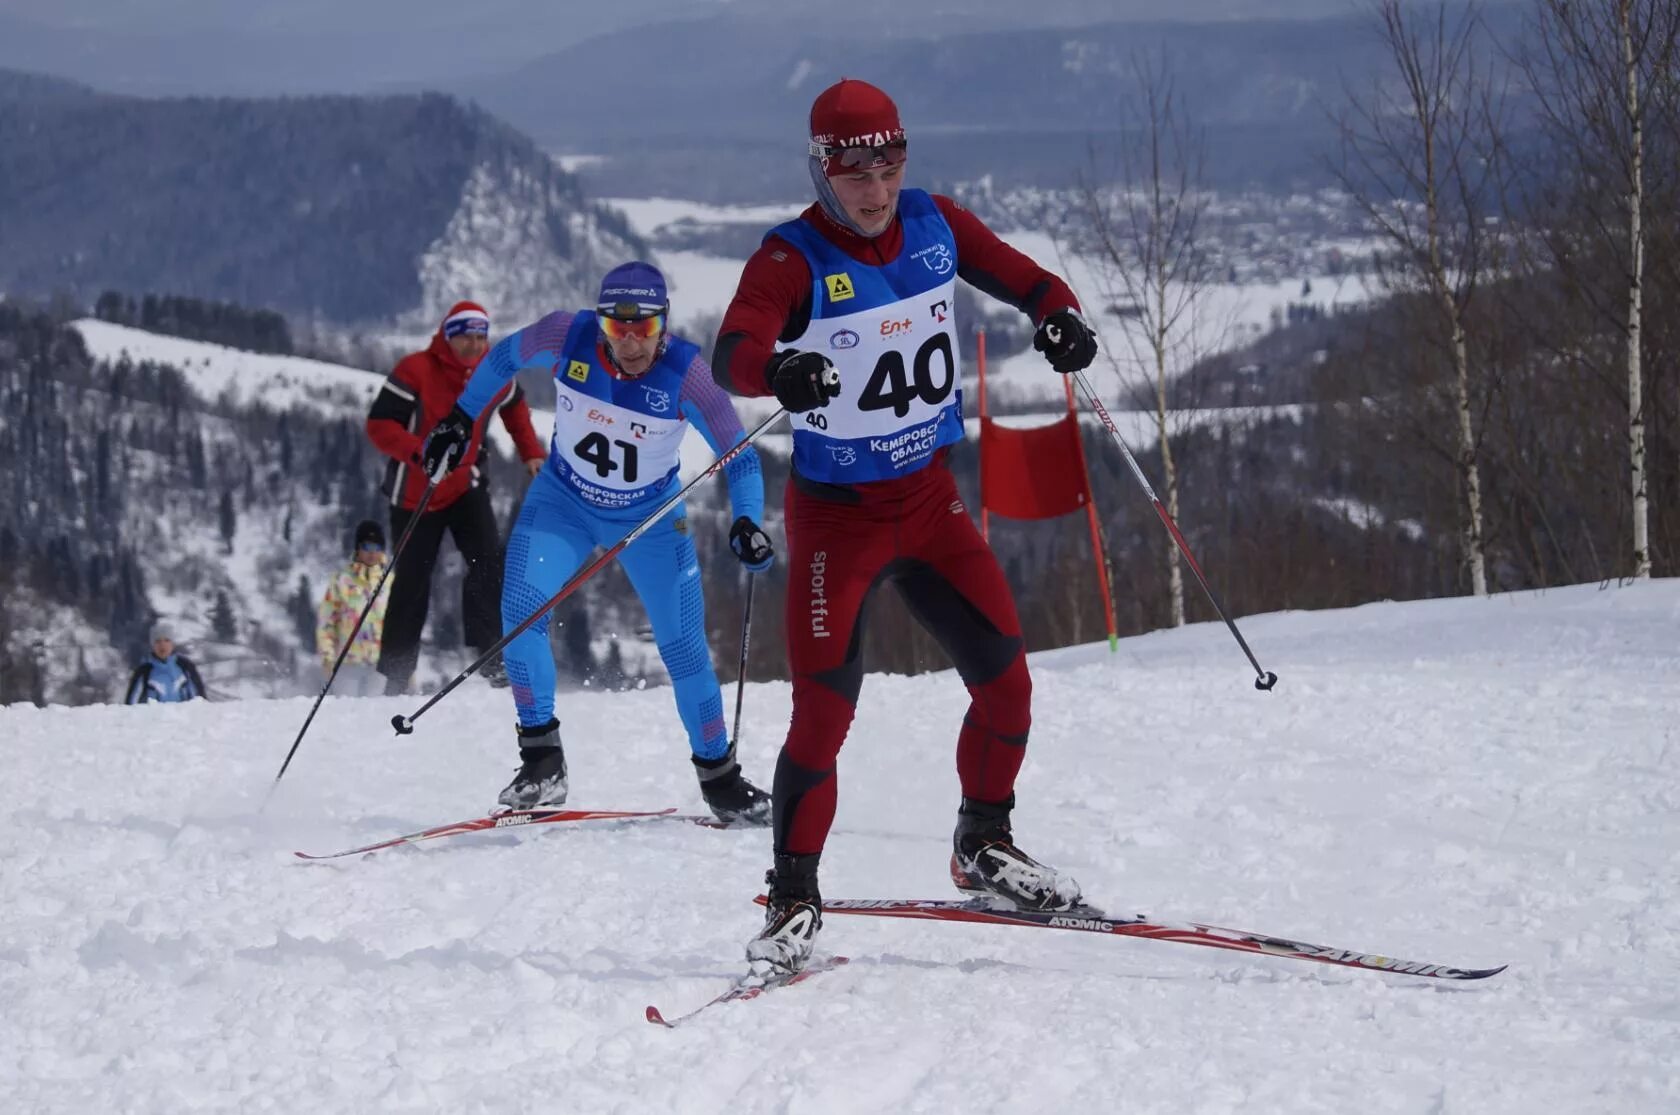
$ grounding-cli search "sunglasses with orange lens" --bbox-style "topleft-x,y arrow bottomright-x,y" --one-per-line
599,313 -> 666,341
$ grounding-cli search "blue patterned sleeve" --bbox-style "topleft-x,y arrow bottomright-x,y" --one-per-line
455,310 -> 577,418
679,350 -> 764,524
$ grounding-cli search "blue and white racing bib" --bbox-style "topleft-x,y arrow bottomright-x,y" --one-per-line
547,316 -> 692,510
771,189 -> 965,484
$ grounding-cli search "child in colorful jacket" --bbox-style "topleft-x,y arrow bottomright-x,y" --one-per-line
316,520 -> 389,696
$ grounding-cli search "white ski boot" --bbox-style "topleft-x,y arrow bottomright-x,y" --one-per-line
950,795 -> 1083,911
746,854 -> 822,975
496,719 -> 568,809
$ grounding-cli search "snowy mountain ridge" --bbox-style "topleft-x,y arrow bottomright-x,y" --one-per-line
0,84 -> 644,328
412,162 -> 642,335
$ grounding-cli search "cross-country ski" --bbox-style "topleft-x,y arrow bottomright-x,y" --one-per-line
805,897 -> 1506,981
645,956 -> 850,1028
293,806 -> 731,860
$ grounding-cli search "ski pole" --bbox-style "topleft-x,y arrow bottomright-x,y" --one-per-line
392,407 -> 789,735
1069,363 -> 1278,691
729,572 -> 755,749
265,458 -> 450,802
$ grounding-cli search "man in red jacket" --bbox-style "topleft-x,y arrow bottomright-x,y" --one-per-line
713,79 -> 1101,973
366,300 -> 546,695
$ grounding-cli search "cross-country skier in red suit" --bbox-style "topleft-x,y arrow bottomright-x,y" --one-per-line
712,78 -> 1102,973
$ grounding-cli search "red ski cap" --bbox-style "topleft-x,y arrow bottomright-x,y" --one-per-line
809,79 -> 905,177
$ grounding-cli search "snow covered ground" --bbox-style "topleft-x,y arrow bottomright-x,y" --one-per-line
72,319 -> 385,420
5,580 -> 1679,1112
975,228 -> 1373,410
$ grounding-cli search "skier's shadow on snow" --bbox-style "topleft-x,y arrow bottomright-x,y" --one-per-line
856,952 -> 1200,984
325,812 -> 934,850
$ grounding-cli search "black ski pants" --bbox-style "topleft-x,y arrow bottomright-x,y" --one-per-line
377,484 -> 504,683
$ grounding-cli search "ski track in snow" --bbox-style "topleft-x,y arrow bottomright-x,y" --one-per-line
4,582 -> 1680,1112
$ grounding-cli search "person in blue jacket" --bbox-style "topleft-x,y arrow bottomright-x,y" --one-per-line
123,622 -> 207,704
421,262 -> 776,823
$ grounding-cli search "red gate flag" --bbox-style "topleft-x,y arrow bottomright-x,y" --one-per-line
979,411 -> 1091,520
975,330 -> 1117,650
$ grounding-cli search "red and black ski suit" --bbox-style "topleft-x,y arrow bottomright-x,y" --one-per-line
366,318 -> 545,681
713,196 -> 1081,858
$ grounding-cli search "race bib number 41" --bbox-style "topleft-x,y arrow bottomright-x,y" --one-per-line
549,390 -> 685,506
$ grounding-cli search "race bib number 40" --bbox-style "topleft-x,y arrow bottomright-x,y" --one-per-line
788,279 -> 963,481
799,280 -> 960,443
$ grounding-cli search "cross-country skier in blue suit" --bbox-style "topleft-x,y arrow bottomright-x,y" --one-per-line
421,262 -> 776,823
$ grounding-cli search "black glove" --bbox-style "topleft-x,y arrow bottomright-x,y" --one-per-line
765,349 -> 841,413
728,516 -> 775,573
1033,309 -> 1099,374
420,405 -> 474,477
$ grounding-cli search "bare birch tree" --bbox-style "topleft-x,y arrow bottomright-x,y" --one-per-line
1075,52 -> 1218,627
1336,0 -> 1505,596
1521,0 -> 1680,579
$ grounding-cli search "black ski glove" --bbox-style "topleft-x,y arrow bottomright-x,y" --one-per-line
1033,309 -> 1099,374
420,405 -> 474,477
729,516 -> 775,573
765,349 -> 841,413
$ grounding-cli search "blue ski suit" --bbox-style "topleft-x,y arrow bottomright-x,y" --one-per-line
457,310 -> 765,760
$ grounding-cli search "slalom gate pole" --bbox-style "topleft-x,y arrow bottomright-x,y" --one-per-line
391,407 -> 789,735
265,458 -> 450,803
729,572 -> 755,749
1070,367 -> 1277,691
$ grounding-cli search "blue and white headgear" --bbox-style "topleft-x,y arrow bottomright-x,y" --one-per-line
596,261 -> 669,321
441,301 -> 490,339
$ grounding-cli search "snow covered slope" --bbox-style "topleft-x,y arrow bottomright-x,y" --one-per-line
70,318 -> 769,486
73,319 -> 385,418
71,319 -> 549,459
413,162 -> 642,334
4,581 -> 1678,1112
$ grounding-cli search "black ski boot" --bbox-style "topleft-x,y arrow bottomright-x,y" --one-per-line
747,853 -> 822,975
694,745 -> 771,826
950,795 -> 1083,911
496,719 -> 568,810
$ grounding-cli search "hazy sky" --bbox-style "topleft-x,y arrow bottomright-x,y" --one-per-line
0,0 -> 1373,96
2,0 -> 1360,40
